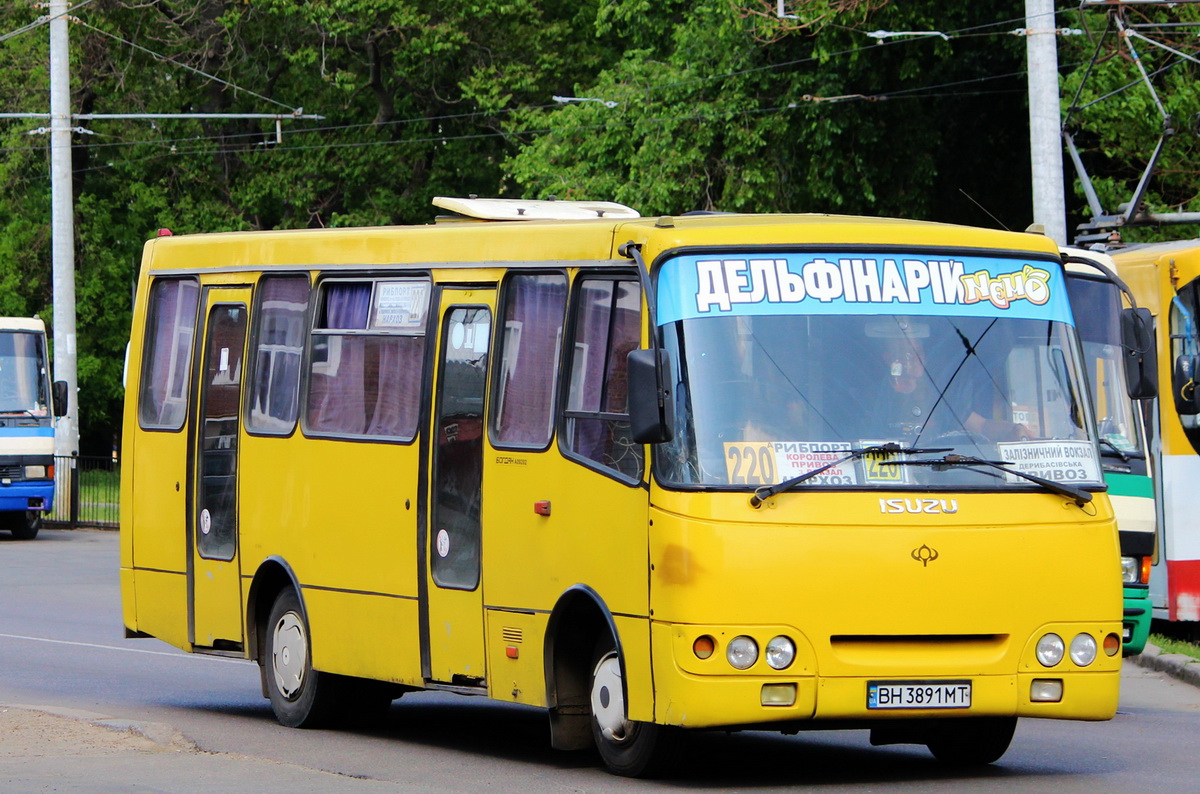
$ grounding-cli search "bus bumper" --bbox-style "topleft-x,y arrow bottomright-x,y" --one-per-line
0,481 -> 54,512
1122,586 -> 1152,656
651,624 -> 1120,729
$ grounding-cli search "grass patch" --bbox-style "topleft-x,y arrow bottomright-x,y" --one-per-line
1150,633 -> 1200,661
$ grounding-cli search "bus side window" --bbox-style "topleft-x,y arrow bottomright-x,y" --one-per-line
304,278 -> 428,440
139,278 -> 201,430
1170,279 -> 1200,450
247,276 -> 311,435
492,273 -> 568,449
563,277 -> 643,479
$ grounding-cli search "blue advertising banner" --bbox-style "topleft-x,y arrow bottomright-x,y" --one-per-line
655,252 -> 1073,326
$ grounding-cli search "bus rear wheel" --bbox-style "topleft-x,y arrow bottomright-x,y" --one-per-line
264,589 -> 338,728
3,510 -> 40,540
926,717 -> 1017,765
589,645 -> 678,777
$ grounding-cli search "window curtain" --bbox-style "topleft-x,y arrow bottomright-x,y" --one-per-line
307,283 -> 371,434
496,275 -> 567,446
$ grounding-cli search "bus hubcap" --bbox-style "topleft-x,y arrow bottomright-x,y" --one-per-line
272,612 -> 307,699
591,652 -> 631,742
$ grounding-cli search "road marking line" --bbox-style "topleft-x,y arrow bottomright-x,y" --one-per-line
0,632 -> 250,664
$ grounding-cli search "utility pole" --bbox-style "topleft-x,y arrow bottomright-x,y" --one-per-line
1026,0 -> 1068,245
49,0 -> 79,457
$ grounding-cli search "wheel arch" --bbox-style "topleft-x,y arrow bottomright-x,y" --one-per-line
543,584 -> 622,751
246,556 -> 304,664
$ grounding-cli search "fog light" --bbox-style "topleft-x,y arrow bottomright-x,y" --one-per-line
727,636 -> 758,670
1030,679 -> 1063,702
761,683 -> 796,706
1104,633 -> 1121,656
693,635 -> 715,660
1036,633 -> 1065,667
1070,633 -> 1097,667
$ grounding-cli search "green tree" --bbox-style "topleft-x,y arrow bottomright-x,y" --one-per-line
504,1 -> 1033,227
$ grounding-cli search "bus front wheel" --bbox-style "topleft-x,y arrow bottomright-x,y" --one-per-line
589,645 -> 678,777
926,717 -> 1017,765
264,589 -> 338,728
3,510 -> 40,540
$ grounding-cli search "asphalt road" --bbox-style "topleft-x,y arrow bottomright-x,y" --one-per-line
2,528 -> 1199,792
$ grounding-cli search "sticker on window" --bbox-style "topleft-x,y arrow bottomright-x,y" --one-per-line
373,281 -> 430,330
858,440 -> 911,485
995,440 -> 1102,485
724,441 -> 858,486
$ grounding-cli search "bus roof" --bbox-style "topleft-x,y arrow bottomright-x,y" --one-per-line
0,317 -> 47,333
141,201 -> 1062,275
1062,247 -> 1119,279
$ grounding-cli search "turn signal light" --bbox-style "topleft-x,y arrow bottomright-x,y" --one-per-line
1140,557 -> 1152,585
693,635 -> 715,660
1103,633 -> 1121,657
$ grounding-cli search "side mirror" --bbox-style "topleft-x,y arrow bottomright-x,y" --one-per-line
627,348 -> 674,444
52,380 -> 69,417
1120,308 -> 1157,400
1173,354 -> 1200,415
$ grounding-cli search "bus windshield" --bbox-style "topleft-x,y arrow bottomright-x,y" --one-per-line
654,250 -> 1102,491
0,331 -> 50,416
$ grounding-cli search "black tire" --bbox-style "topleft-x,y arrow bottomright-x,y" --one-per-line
590,642 -> 679,777
926,717 -> 1017,766
263,589 -> 339,728
6,511 -> 40,540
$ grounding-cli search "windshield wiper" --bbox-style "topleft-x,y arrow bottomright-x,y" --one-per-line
883,454 -> 1093,507
749,443 -> 952,507
1097,438 -> 1131,462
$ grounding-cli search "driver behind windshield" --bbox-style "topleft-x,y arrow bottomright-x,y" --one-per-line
871,317 -> 1031,443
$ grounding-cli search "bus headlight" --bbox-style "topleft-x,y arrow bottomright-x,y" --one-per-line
1120,557 -> 1140,584
765,636 -> 796,670
1036,633 -> 1065,667
24,465 -> 46,479
727,636 -> 758,670
1070,633 -> 1098,667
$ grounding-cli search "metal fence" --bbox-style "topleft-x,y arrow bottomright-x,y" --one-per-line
45,455 -> 120,529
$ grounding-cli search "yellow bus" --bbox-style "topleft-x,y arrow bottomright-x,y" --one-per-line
120,198 -> 1122,776
1112,240 -> 1200,628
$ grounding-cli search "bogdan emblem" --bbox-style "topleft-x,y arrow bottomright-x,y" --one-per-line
911,544 -> 939,567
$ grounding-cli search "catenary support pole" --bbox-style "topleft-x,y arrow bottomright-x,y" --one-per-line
49,0 -> 79,456
1026,0 -> 1068,246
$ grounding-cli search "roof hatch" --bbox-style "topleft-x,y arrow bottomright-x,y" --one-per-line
432,196 -> 639,221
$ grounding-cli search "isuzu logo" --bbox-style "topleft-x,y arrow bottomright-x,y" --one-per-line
879,498 -> 959,514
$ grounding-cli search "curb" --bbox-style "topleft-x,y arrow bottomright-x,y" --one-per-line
1126,643 -> 1200,688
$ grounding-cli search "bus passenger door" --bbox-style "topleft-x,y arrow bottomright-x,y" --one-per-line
424,289 -> 494,685
190,288 -> 250,650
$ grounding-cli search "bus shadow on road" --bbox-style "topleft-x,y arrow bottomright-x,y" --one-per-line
209,691 -> 1114,786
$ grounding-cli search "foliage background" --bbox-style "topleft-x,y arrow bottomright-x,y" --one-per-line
0,0 -> 1195,452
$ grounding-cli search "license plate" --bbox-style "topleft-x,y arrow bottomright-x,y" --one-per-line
867,680 -> 972,710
